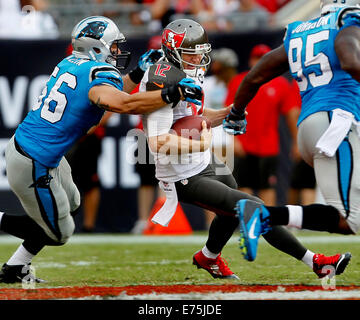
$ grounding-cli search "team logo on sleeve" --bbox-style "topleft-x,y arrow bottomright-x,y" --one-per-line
162,29 -> 186,49
77,21 -> 108,40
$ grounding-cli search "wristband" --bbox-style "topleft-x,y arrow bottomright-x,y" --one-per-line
128,66 -> 145,84
230,106 -> 246,119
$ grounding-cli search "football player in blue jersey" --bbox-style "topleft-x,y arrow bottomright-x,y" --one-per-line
0,16 -> 203,284
223,0 -> 359,269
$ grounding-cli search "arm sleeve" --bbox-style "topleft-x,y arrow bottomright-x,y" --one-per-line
146,105 -> 174,137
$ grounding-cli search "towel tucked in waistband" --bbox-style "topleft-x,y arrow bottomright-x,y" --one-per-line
316,109 -> 354,157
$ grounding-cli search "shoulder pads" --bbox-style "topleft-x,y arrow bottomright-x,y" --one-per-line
89,64 -> 123,90
146,61 -> 186,91
337,6 -> 360,29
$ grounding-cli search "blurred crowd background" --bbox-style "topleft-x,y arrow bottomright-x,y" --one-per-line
1,0 -> 321,39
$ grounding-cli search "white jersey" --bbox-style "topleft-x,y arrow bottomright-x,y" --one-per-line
140,61 -> 210,182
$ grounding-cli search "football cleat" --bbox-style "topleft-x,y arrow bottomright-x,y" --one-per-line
313,252 -> 352,278
192,250 -> 239,280
0,263 -> 46,284
235,199 -> 271,262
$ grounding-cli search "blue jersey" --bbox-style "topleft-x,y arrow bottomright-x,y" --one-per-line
15,56 -> 123,168
283,7 -> 360,125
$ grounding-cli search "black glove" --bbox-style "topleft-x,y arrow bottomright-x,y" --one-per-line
161,78 -> 203,107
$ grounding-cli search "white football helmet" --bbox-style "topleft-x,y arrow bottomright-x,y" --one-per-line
71,16 -> 131,69
321,0 -> 360,15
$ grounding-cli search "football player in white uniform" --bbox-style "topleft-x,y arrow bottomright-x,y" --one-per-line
141,18 -> 350,280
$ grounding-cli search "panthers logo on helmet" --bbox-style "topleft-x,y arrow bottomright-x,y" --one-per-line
77,21 -> 108,40
162,29 -> 186,49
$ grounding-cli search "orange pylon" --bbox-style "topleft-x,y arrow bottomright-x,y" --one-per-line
143,197 -> 193,235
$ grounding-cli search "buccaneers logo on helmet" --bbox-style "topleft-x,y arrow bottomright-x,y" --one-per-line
162,29 -> 186,49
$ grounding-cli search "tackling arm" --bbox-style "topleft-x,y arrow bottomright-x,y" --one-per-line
89,76 -> 203,114
88,85 -> 167,114
335,26 -> 360,82
203,106 -> 231,127
233,45 -> 290,114
122,74 -> 139,93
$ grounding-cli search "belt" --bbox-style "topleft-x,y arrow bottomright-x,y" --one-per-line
14,138 -> 32,159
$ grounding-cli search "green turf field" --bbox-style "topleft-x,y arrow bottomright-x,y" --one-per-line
0,231 -> 359,288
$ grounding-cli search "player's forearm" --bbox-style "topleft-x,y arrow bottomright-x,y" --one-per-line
122,74 -> 139,93
119,91 -> 168,114
89,85 -> 167,114
233,79 -> 261,114
203,107 -> 230,127
149,134 -> 209,155
233,45 -> 289,113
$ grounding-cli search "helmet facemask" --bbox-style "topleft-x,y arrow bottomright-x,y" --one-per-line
172,44 -> 211,78
104,39 -> 131,70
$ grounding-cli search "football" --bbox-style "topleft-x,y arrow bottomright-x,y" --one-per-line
171,115 -> 211,140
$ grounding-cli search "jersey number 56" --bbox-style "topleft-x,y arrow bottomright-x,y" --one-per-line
33,66 -> 77,123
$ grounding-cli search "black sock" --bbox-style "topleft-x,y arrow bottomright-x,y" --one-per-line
267,204 -> 340,232
302,204 -> 340,232
266,206 -> 290,226
263,226 -> 307,260
1,213 -> 41,240
206,215 -> 239,254
1,213 -> 60,246
22,239 -> 46,256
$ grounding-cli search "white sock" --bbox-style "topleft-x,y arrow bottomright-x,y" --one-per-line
202,246 -> 219,259
7,244 -> 34,266
301,250 -> 315,269
286,205 -> 303,228
0,212 -> 4,227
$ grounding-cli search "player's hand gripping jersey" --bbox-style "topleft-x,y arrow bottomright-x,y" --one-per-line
283,6 -> 360,125
15,56 -> 123,168
140,61 -> 210,182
